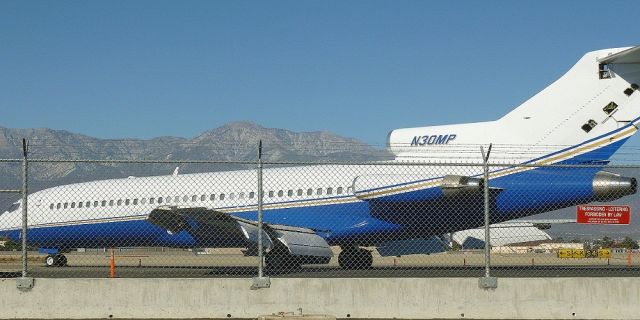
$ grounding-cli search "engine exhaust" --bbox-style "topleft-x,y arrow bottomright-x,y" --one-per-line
593,171 -> 637,201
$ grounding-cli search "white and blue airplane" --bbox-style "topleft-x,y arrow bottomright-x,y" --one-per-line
1,46 -> 640,269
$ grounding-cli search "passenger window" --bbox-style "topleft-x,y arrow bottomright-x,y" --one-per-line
166,196 -> 171,204
624,88 -> 634,96
94,201 -> 99,207
337,187 -> 343,194
249,192 -> 255,199
158,197 -> 163,204
71,202 -> 75,208
201,194 -> 206,201
149,198 -> 155,204
347,187 -> 354,193
101,200 -> 107,207
78,202 -> 83,208
316,188 -> 323,195
183,195 -> 189,202
239,192 -> 245,199
50,204 -> 54,210
307,189 -> 313,196
174,196 -> 180,203
57,203 -> 61,209
210,194 -> 216,201
141,198 -> 146,205
287,190 -> 293,197
192,195 -> 197,202
125,199 -> 130,205
64,203 -> 68,209
86,201 -> 90,207
277,190 -> 283,197
109,200 -> 114,206
133,198 -> 138,205
269,191 -> 274,198
327,187 -> 333,195
117,199 -> 122,206
220,194 -> 225,200
297,189 -> 303,196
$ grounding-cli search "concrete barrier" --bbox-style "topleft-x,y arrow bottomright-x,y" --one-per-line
1,277 -> 639,319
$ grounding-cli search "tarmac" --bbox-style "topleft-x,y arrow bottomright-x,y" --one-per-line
2,249 -> 640,278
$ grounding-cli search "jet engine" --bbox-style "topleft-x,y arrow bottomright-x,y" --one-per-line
592,171 -> 637,201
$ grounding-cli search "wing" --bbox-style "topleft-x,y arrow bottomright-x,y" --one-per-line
147,206 -> 333,258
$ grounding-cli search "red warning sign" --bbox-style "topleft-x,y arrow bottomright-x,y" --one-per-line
577,205 -> 631,225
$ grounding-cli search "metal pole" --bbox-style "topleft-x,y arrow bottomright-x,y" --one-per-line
257,140 -> 264,277
251,140 -> 270,289
479,144 -> 497,289
16,139 -> 34,290
481,145 -> 491,277
21,138 -> 28,278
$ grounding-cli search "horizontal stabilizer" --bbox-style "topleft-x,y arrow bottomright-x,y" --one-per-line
598,46 -> 640,64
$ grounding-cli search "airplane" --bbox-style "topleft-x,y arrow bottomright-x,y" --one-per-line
1,46 -> 640,270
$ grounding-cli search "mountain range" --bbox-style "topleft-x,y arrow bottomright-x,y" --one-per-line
0,121 -> 392,189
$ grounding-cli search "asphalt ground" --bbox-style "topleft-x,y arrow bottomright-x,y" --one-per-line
2,250 -> 640,278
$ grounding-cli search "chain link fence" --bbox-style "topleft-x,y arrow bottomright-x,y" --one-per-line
1,146 -> 640,280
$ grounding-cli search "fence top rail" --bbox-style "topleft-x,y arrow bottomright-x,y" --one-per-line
1,158 -> 640,169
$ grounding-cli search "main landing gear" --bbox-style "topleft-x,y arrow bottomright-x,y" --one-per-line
45,254 -> 67,267
338,247 -> 373,270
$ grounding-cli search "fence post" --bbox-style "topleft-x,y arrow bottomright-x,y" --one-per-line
479,144 -> 497,289
251,140 -> 270,289
16,138 -> 34,290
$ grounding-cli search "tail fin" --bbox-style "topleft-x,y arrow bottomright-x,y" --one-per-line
388,46 -> 640,164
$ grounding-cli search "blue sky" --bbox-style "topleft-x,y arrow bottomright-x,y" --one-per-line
1,1 -> 640,148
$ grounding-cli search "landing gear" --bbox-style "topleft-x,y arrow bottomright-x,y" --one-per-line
45,254 -> 67,267
338,247 -> 373,270
265,252 -> 302,272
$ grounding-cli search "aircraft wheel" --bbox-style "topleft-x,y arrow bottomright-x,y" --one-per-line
56,254 -> 68,267
44,254 -> 67,267
338,247 -> 373,270
45,255 -> 57,267
265,254 -> 301,272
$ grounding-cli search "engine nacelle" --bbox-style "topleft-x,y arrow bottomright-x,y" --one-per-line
440,175 -> 484,197
593,171 -> 637,201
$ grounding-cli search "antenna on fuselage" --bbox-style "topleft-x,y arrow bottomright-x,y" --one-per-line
172,167 -> 179,176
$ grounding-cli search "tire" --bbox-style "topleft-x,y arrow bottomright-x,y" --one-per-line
45,255 -> 57,267
265,254 -> 301,273
57,254 -> 68,267
338,248 -> 373,270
